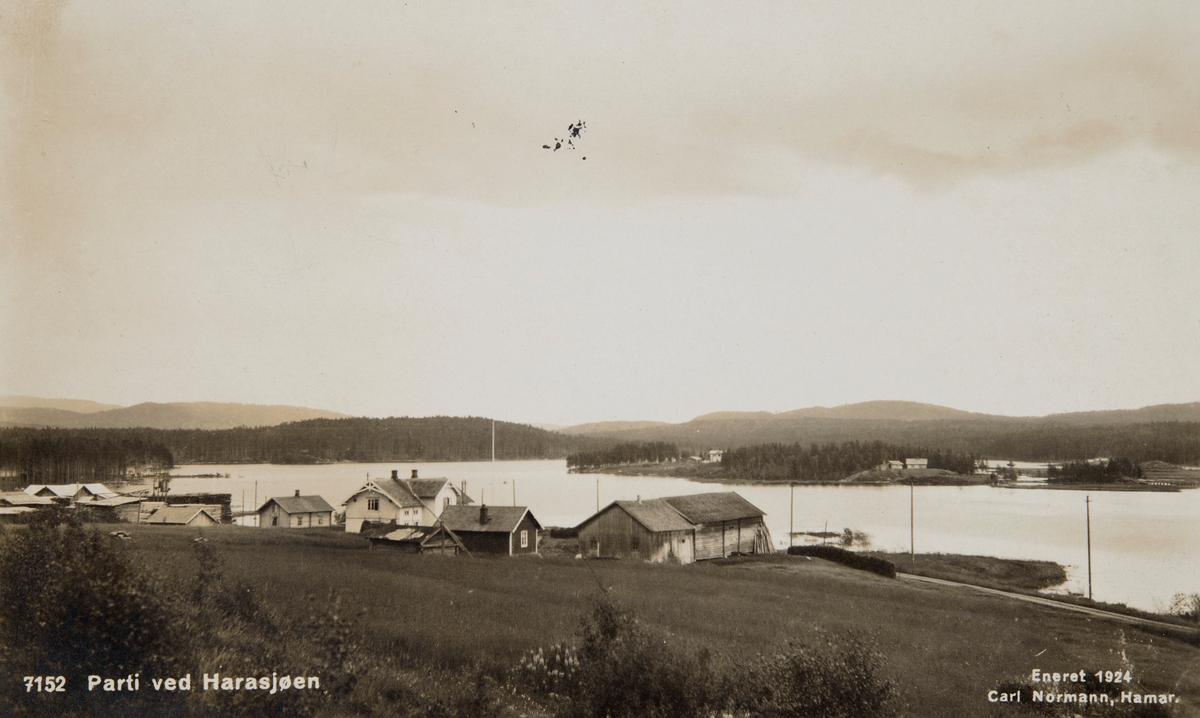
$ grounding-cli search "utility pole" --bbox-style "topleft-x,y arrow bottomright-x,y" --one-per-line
595,476 -> 599,513
789,483 -> 794,548
910,483 -> 915,566
254,480 -> 258,527
512,479 -> 516,507
1086,495 -> 1093,600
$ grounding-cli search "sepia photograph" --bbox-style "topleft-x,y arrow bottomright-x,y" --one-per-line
3,1 -> 1200,716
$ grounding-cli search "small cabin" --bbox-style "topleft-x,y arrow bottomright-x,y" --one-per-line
258,491 -> 335,528
438,505 -> 542,556
905,458 -> 928,470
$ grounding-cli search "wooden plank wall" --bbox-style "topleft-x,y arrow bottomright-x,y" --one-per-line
694,518 -> 765,560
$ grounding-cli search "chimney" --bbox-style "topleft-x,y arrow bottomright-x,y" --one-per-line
411,469 -> 419,479
295,490 -> 300,497
391,470 -> 398,479
479,505 -> 489,524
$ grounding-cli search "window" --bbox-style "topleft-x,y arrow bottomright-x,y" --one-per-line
318,516 -> 324,525
443,497 -> 450,510
271,516 -> 278,526
631,536 -> 639,550
367,498 -> 379,511
520,530 -> 529,548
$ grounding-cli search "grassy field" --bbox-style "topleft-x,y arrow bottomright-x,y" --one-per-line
864,551 -> 1068,592
103,524 -> 1200,717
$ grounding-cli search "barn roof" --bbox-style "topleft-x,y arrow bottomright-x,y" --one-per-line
612,499 -> 695,532
379,525 -> 442,542
25,483 -> 117,499
439,505 -> 541,533
146,505 -> 220,525
89,495 -> 146,507
259,495 -> 335,514
0,492 -> 54,506
661,492 -> 765,524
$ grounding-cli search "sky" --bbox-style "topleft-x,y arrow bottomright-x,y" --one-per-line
2,1 -> 1200,426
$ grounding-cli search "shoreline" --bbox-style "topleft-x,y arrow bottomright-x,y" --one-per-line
569,463 -> 1194,491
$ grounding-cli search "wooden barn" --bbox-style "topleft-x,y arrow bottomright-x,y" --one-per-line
437,505 -> 542,556
576,492 -> 772,564
575,498 -> 697,563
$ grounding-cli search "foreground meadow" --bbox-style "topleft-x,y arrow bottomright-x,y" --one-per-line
4,519 -> 1199,717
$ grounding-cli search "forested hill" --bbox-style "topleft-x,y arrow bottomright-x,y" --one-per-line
159,416 -> 603,464
566,415 -> 1200,465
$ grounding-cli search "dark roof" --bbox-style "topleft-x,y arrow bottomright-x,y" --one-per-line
146,505 -> 220,525
378,525 -> 442,543
258,495 -> 335,514
611,499 -> 695,532
407,478 -> 451,499
663,492 -> 765,524
439,505 -> 541,533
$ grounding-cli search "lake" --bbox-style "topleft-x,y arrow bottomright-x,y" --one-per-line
153,459 -> 1200,613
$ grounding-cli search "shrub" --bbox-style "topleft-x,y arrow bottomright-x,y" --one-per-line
520,598 -> 900,718
787,545 -> 897,578
555,598 -> 717,718
0,510 -> 172,716
729,632 -> 900,718
1167,593 -> 1200,623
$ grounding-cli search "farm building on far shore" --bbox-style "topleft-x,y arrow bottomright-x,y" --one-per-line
145,505 -> 221,526
576,492 -> 772,564
437,505 -> 542,556
905,458 -> 928,470
257,491 -> 335,528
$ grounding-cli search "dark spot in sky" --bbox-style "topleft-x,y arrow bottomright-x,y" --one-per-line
543,120 -> 586,154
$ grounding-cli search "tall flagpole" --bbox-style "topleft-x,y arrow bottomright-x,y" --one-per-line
491,420 -> 496,506
910,483 -> 915,566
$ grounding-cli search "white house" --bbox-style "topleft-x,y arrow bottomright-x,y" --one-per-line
342,469 -> 470,534
905,458 -> 929,470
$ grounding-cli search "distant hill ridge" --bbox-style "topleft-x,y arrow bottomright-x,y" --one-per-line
0,399 -> 346,430
559,400 -> 1200,452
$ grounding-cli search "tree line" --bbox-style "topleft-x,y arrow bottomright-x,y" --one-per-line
720,441 -> 979,482
1047,458 -> 1142,484
0,418 -> 608,484
0,428 -> 175,487
566,442 -> 682,469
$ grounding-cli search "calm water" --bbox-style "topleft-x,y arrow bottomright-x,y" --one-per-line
152,460 -> 1200,612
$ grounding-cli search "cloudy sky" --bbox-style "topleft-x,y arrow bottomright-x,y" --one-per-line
3,1 -> 1199,425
